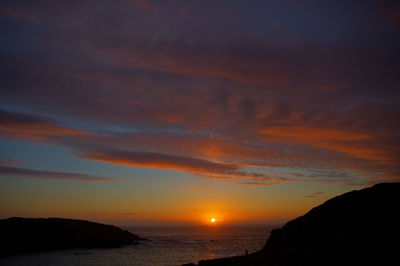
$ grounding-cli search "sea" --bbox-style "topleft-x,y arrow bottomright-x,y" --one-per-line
0,224 -> 278,266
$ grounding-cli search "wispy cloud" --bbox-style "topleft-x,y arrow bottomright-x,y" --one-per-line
0,157 -> 25,167
259,125 -> 392,164
78,147 -> 286,184
0,3 -> 39,23
0,166 -> 117,182
127,0 -> 151,12
1,108 -> 399,186
235,181 -> 279,187
0,109 -> 92,142
305,192 -> 324,199
178,185 -> 211,190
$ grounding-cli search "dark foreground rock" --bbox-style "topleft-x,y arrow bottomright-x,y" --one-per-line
0,217 -> 144,257
197,182 -> 400,266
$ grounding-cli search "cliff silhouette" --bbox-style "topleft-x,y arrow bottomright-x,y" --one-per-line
196,182 -> 400,266
0,217 -> 144,257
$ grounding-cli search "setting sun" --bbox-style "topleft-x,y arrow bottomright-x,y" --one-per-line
2,0 -> 399,265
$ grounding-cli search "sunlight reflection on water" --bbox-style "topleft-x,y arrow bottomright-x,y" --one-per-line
0,225 -> 276,266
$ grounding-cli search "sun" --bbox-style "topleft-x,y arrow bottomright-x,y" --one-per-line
210,218 -> 216,223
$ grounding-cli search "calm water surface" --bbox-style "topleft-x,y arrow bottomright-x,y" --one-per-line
0,224 -> 276,266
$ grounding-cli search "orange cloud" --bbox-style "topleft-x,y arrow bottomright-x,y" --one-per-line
261,126 -> 370,142
79,148 -> 238,175
0,109 -> 92,141
1,109 -> 397,185
259,126 -> 393,164
78,148 -> 291,185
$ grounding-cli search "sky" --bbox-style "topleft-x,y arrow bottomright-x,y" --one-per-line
1,0 -> 400,225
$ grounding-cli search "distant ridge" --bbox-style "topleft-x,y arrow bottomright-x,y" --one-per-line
0,217 -> 144,257
195,183 -> 400,266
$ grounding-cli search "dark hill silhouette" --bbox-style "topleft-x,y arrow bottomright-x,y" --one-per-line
0,217 -> 144,257
195,182 -> 400,266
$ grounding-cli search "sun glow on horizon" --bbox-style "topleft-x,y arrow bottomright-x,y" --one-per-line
210,218 -> 216,223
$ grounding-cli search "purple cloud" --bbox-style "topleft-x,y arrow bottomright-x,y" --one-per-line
0,166 -> 117,182
1,0 -> 400,186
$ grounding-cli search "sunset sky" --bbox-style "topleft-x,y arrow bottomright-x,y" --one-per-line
1,0 -> 399,225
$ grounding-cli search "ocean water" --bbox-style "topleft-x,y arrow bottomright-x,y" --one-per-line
0,224 -> 276,266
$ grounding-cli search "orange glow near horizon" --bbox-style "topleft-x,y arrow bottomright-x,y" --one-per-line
210,218 -> 216,223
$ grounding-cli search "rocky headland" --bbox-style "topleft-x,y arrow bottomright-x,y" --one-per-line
193,182 -> 400,266
0,217 -> 144,257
